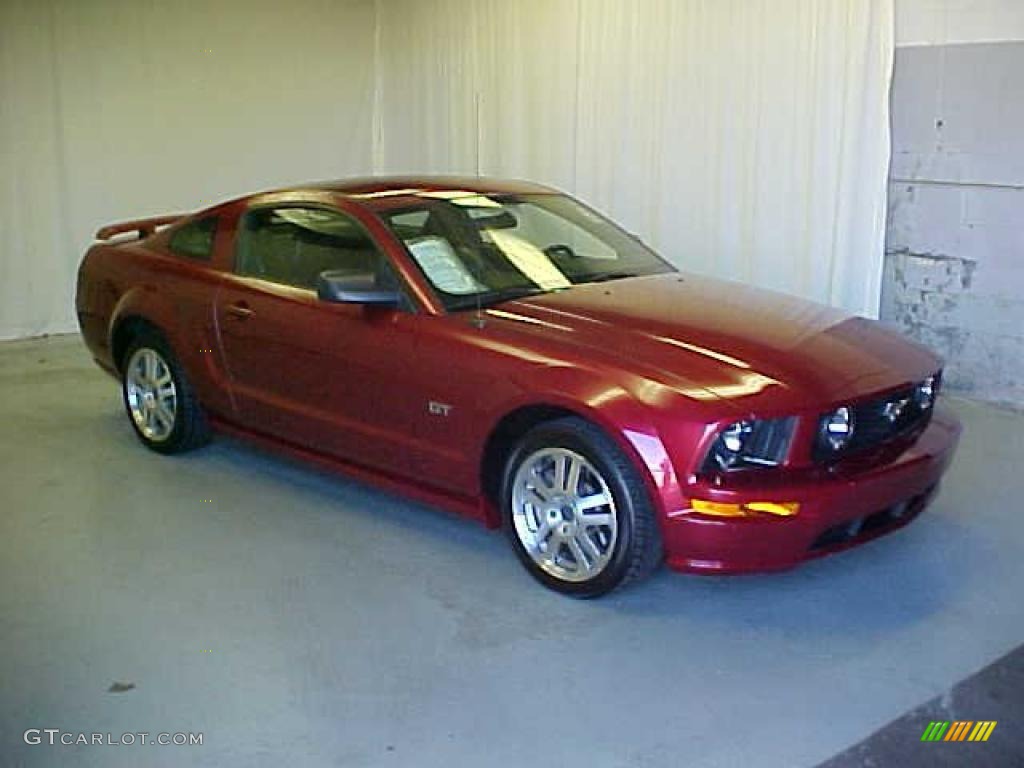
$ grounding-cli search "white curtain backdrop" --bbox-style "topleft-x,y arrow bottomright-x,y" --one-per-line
1,0 -> 893,339
0,0 -> 376,340
374,0 -> 895,318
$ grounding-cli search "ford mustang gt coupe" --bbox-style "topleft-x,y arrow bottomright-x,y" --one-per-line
76,177 -> 961,596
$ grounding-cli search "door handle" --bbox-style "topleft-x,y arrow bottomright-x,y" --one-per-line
225,301 -> 253,320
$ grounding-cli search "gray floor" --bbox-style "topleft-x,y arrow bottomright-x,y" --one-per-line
1,335 -> 1022,768
822,642 -> 1024,767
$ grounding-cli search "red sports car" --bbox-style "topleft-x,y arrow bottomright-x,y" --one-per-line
76,177 -> 961,596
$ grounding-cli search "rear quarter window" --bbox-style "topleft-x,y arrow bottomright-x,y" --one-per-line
169,217 -> 217,261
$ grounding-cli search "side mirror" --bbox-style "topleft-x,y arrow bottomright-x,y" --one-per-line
317,271 -> 400,306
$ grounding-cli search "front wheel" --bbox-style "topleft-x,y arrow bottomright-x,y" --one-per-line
502,417 -> 662,597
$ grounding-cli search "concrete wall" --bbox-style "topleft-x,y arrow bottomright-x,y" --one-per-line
883,2 -> 1024,406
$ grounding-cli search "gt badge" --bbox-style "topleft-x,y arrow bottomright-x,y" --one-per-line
428,401 -> 453,417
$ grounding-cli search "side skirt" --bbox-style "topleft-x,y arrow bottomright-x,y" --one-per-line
207,416 -> 494,527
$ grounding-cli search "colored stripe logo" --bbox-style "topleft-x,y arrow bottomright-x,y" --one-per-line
921,721 -> 997,742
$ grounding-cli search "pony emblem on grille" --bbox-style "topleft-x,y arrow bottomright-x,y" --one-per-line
882,397 -> 910,424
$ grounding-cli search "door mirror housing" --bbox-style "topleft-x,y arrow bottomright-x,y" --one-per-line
317,271 -> 400,306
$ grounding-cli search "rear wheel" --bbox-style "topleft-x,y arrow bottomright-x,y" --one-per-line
121,330 -> 209,454
502,417 -> 662,597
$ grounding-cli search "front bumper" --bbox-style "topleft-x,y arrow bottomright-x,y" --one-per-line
662,404 -> 961,574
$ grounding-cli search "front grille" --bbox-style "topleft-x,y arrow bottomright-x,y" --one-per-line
812,377 -> 938,463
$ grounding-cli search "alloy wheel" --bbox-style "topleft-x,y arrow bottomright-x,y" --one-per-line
125,347 -> 178,442
510,447 -> 619,582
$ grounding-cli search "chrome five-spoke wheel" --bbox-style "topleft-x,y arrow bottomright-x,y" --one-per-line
125,347 -> 178,443
511,447 -> 619,583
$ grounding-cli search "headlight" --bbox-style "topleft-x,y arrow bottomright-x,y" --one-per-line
721,420 -> 752,453
821,405 -> 854,451
915,375 -> 937,409
702,417 -> 795,472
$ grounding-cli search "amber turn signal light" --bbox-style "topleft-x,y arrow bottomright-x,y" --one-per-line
690,499 -> 800,518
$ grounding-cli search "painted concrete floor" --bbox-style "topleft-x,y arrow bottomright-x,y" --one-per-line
822,642 -> 1024,766
1,335 -> 1022,768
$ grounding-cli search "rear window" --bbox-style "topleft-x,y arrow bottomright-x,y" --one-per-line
169,217 -> 217,260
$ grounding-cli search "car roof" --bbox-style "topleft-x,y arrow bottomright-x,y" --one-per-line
201,176 -> 563,217
307,176 -> 559,197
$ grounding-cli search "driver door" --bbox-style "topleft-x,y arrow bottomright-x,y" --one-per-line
214,202 -> 419,472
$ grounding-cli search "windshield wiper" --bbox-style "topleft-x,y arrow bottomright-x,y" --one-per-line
585,271 -> 640,284
447,286 -> 550,312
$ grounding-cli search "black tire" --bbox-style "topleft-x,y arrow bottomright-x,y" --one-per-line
120,328 -> 210,454
501,416 -> 663,597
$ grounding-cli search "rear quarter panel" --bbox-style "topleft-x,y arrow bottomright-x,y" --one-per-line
76,234 -> 234,418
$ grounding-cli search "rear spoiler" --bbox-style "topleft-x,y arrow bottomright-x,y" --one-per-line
95,214 -> 185,241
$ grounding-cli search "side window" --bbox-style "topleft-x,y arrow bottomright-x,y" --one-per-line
169,217 -> 217,260
235,206 -> 391,290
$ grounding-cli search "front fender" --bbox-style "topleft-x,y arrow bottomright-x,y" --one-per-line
484,364 -> 688,529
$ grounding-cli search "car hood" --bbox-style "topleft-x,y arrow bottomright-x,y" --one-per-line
489,272 -> 940,414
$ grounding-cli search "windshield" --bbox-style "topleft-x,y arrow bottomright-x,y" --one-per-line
381,193 -> 674,311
